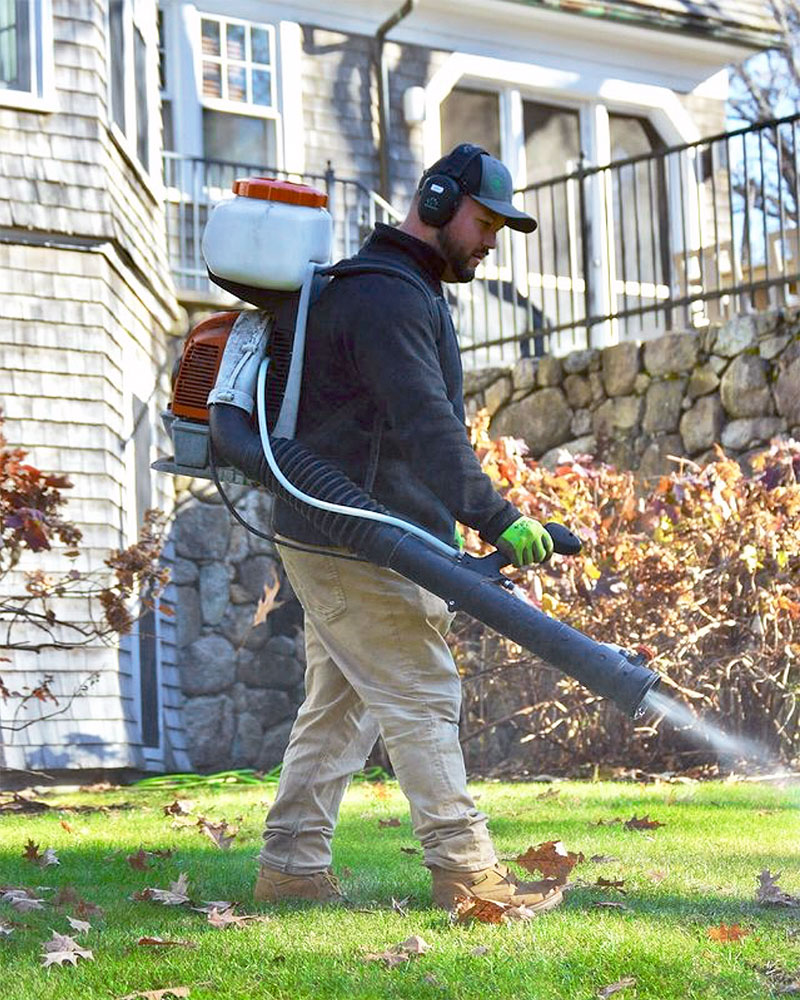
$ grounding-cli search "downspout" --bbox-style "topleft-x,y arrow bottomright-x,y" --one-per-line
374,0 -> 417,200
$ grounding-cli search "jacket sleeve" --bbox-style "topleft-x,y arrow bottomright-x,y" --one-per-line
339,277 -> 520,543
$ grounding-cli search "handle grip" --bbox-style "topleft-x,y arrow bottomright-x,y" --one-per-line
461,521 -> 582,578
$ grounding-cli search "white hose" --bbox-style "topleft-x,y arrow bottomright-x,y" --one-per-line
256,358 -> 459,558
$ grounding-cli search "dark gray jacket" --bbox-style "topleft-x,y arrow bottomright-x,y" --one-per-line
273,224 -> 520,547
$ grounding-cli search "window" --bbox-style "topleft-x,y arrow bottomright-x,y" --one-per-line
199,14 -> 278,168
157,7 -> 173,151
107,1 -> 153,173
0,0 -> 53,109
440,87 -> 501,159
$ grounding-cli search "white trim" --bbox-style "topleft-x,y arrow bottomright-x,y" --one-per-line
278,20 -> 304,175
0,0 -> 56,111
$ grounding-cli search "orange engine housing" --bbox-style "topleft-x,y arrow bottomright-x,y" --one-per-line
171,311 -> 240,421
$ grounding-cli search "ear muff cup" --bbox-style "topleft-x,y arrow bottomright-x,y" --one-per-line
416,144 -> 488,228
418,173 -> 463,228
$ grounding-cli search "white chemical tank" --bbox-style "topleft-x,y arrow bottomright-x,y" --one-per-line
202,177 -> 333,291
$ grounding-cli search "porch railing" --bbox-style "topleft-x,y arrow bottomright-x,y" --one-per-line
454,111 -> 800,367
163,114 -> 800,368
162,153 -> 400,293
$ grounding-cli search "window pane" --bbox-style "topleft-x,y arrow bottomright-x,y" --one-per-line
157,7 -> 166,91
251,27 -> 271,65
202,60 -> 221,98
252,68 -> 271,107
440,87 -> 501,159
201,18 -> 220,57
161,98 -> 174,151
523,101 -> 580,185
227,63 -> 246,102
203,108 -> 276,167
109,0 -> 125,130
134,25 -> 148,165
0,0 -> 31,91
226,22 -> 245,61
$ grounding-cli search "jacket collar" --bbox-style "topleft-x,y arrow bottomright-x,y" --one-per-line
360,223 -> 445,291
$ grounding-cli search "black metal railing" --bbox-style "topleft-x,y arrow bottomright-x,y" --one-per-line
455,111 -> 800,367
162,153 -> 400,293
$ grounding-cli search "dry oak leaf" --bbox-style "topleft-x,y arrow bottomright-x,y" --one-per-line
516,840 -> 584,883
137,937 -> 197,948
378,817 -> 402,828
707,923 -> 750,942
253,573 -> 282,626
597,976 -> 637,998
593,877 -> 627,894
66,916 -> 91,933
133,873 -> 191,906
205,906 -> 269,929
624,814 -> 664,831
591,901 -> 629,911
364,934 -> 432,966
397,934 -> 431,955
41,930 -> 94,967
756,870 -> 800,908
127,849 -> 152,871
364,949 -> 411,968
163,799 -> 194,817
1,889 -> 46,912
197,817 -> 237,850
452,895 -> 535,924
118,989 -> 190,1000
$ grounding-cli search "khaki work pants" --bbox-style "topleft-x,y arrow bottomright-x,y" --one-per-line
259,542 -> 497,874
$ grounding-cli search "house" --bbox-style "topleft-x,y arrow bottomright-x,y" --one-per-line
0,0 -> 783,775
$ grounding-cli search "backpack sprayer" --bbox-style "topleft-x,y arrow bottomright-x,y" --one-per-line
154,177 -> 660,719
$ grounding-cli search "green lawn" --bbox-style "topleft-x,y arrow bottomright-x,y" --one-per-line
1,777 -> 799,999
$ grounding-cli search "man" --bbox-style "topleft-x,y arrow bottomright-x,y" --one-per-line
255,144 -> 562,912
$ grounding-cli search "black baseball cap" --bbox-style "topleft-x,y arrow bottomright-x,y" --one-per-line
424,144 -> 537,233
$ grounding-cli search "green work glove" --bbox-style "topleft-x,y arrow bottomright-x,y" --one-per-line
496,516 -> 554,567
453,524 -> 465,551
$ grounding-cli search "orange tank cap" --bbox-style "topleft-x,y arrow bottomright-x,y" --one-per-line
232,177 -> 328,208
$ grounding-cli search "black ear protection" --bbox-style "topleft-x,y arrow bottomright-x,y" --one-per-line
417,144 -> 488,228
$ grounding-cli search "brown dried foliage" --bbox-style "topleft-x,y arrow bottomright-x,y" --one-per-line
452,412 -> 800,773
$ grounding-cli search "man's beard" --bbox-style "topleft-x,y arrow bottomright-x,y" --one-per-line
435,224 -> 476,283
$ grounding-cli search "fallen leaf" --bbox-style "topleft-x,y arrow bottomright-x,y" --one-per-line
707,923 -> 750,942
0,922 -> 12,937
400,847 -> 419,856
624,814 -> 664,830
0,792 -> 51,814
471,945 -> 489,956
516,840 -> 584,883
60,820 -> 74,834
137,936 -> 196,948
197,817 -> 237,850
756,870 -> 800,907
453,895 -> 506,924
40,848 -> 60,867
164,799 -> 194,817
22,840 -> 41,863
253,573 -> 282,626
133,873 -> 190,906
1,889 -> 45,912
590,855 -> 619,864
535,787 -> 560,801
205,906 -> 268,929
363,949 -> 411,967
127,849 -> 152,871
593,877 -> 627,894
41,931 -> 94,967
591,901 -> 629,910
378,817 -> 402,828
118,989 -> 190,1000
66,916 -> 91,933
597,975 -> 637,998
397,934 -> 431,954
593,817 -> 622,826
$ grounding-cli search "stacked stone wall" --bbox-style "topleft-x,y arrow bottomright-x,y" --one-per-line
468,309 -> 800,476
172,484 -> 305,773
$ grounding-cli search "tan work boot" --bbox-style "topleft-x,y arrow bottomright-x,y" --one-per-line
430,862 -> 564,912
254,865 -> 345,904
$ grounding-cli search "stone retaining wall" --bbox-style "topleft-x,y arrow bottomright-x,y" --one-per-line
172,484 -> 304,773
466,309 -> 800,475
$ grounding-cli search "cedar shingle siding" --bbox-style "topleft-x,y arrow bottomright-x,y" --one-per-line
0,0 -> 185,772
